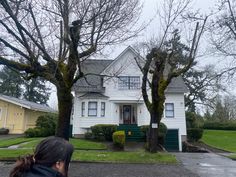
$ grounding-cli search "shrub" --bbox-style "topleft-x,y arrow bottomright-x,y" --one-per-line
112,131 -> 125,149
187,128 -> 203,142
91,124 -> 117,141
0,128 -> 9,135
25,128 -> 41,137
203,120 -> 236,130
84,132 -> 93,140
24,113 -> 58,137
186,112 -> 204,129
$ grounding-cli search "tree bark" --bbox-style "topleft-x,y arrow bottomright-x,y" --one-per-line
149,111 -> 159,153
56,86 -> 73,140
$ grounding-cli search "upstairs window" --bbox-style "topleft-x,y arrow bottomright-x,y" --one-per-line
88,102 -> 97,116
118,76 -> 140,90
101,102 -> 105,117
81,102 -> 85,117
165,103 -> 174,118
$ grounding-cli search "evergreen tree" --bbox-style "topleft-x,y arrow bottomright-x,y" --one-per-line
0,66 -> 50,104
0,66 -> 23,98
23,78 -> 50,105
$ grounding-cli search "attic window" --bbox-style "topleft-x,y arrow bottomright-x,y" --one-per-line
118,76 -> 140,90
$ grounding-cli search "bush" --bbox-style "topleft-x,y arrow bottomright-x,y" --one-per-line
186,112 -> 204,129
25,128 -> 41,137
24,113 -> 58,137
84,132 -> 93,140
91,124 -> 117,141
203,120 -> 236,130
187,128 -> 203,142
0,128 -> 9,135
112,131 -> 125,149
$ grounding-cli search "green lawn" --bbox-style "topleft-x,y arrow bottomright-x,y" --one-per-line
201,130 -> 236,152
0,138 -> 38,148
0,149 -> 176,163
19,138 -> 107,150
70,139 -> 107,150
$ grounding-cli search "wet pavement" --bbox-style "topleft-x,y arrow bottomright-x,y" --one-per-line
175,153 -> 236,177
1,161 -> 198,177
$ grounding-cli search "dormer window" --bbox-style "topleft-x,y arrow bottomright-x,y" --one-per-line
118,76 -> 140,90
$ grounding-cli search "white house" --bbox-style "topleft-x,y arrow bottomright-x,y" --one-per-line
72,46 -> 188,151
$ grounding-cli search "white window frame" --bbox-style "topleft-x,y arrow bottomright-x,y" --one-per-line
165,103 -> 174,118
81,102 -> 85,117
88,102 -> 97,117
101,102 -> 105,117
118,76 -> 140,90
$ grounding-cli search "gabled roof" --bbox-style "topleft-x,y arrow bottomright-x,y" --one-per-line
73,59 -> 113,92
74,46 -> 189,93
81,59 -> 113,74
102,46 -> 144,74
79,92 -> 109,99
0,94 -> 57,113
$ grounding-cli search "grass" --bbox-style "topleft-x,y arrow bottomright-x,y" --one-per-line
0,149 -> 176,163
0,138 -> 38,148
70,139 -> 107,150
201,130 -> 236,152
19,138 -> 107,150
73,150 -> 177,164
228,154 -> 236,160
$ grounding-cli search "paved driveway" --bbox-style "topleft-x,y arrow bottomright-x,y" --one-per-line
175,153 -> 236,177
1,162 -> 198,177
0,134 -> 23,140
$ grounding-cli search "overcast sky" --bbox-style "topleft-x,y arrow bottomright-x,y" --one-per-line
48,0 -> 225,108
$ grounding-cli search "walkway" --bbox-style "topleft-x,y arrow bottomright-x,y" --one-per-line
175,153 -> 236,177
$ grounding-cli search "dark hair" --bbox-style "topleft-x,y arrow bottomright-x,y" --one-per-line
9,136 -> 74,177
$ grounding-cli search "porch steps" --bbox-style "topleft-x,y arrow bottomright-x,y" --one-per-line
117,124 -> 144,141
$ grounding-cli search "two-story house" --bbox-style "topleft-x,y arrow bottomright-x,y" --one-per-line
72,46 -> 188,151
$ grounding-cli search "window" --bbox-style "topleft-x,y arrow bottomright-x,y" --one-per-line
101,102 -> 105,117
88,102 -> 97,116
165,103 -> 174,118
81,102 -> 85,117
118,76 -> 140,90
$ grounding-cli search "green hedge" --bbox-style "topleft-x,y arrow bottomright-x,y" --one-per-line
187,128 -> 203,142
203,121 -> 236,130
25,114 -> 57,137
0,128 -> 9,135
112,131 -> 125,149
91,124 -> 117,141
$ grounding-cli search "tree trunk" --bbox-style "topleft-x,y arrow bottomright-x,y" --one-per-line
55,86 -> 73,140
149,112 -> 159,153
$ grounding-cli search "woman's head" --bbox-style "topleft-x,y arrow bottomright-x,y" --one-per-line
9,136 -> 74,177
33,136 -> 74,176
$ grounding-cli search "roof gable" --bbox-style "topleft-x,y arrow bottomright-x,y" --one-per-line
0,94 -> 56,113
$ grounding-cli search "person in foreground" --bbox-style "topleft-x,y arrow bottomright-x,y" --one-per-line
9,136 -> 74,177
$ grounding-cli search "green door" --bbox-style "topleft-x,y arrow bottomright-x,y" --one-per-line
164,129 -> 179,151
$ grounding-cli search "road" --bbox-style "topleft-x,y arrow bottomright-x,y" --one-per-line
175,153 -> 236,177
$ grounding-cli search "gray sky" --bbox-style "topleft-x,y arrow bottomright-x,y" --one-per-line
48,0 -> 224,108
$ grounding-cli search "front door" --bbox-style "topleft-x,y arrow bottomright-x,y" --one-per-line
123,105 -> 131,124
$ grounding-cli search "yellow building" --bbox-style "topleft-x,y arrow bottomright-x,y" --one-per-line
0,94 -> 57,134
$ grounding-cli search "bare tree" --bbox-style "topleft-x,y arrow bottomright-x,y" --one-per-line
0,0 -> 142,140
209,0 -> 236,77
135,0 -> 207,152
